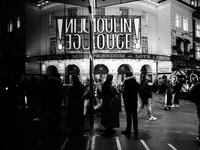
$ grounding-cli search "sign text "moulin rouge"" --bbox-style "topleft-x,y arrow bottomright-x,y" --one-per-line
57,16 -> 141,51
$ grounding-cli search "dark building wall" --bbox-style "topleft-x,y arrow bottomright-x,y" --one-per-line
0,0 -> 26,74
25,3 -> 41,56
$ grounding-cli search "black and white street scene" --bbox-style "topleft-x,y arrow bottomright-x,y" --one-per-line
1,0 -> 200,150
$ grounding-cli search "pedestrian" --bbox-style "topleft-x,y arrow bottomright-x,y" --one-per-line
138,75 -> 157,120
171,78 -> 182,108
121,71 -> 139,135
33,75 -> 49,121
189,80 -> 200,142
101,74 -> 119,134
66,74 -> 85,135
83,78 -> 90,116
47,71 -> 63,135
164,77 -> 173,110
157,77 -> 163,93
94,78 -> 103,115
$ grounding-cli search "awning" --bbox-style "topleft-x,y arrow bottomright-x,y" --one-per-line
183,39 -> 191,43
176,37 -> 184,42
171,55 -> 200,70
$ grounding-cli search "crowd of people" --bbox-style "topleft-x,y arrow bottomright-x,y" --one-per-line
3,69 -> 200,140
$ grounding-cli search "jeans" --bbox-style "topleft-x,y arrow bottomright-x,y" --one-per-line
138,98 -> 153,118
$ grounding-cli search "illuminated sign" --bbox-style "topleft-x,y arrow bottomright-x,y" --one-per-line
56,16 -> 141,51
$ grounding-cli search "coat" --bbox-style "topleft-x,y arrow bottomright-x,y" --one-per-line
66,83 -> 85,128
123,77 -> 139,107
101,83 -> 119,128
139,79 -> 152,99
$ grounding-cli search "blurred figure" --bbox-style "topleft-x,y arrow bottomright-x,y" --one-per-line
47,72 -> 63,134
83,78 -> 90,116
101,74 -> 119,134
66,74 -> 85,135
171,78 -> 182,108
189,80 -> 200,142
157,77 -> 163,93
33,75 -> 49,121
94,78 -> 103,115
121,71 -> 139,135
164,76 -> 173,110
138,75 -> 157,121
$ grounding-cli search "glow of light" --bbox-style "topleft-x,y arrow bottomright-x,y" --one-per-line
135,43 -> 140,49
134,18 -> 140,40
57,19 -> 63,40
58,43 -> 63,50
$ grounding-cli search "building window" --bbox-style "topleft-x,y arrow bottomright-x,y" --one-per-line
196,44 -> 200,59
175,13 -> 181,29
17,16 -> 21,28
68,8 -> 77,17
144,13 -> 149,26
8,20 -> 13,32
96,7 -> 105,16
183,17 -> 188,31
49,13 -> 55,27
119,8 -> 129,16
142,36 -> 148,53
191,0 -> 198,7
196,23 -> 200,38
50,37 -> 56,54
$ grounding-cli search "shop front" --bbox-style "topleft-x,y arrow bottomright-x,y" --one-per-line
25,53 -> 171,86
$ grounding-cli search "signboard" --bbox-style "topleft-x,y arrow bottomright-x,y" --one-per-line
26,53 -> 171,62
56,16 -> 141,52
158,61 -> 172,73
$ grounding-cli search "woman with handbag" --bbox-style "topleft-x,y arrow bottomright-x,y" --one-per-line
101,74 -> 119,134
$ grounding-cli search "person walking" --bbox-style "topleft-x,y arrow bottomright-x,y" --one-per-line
47,71 -> 63,135
101,74 -> 119,134
164,77 -> 173,110
121,71 -> 139,135
171,78 -> 182,108
66,74 -> 85,135
189,80 -> 200,141
138,75 -> 157,121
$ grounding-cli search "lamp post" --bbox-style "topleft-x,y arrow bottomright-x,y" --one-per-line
88,0 -> 95,130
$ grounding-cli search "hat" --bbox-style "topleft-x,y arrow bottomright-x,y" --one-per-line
126,71 -> 133,77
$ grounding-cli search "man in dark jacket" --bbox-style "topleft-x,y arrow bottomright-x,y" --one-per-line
121,71 -> 139,135
47,71 -> 63,134
189,81 -> 200,142
138,75 -> 157,121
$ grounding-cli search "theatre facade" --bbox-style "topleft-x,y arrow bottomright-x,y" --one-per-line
25,1 -> 178,85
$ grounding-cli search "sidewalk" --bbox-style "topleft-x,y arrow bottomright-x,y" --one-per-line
0,92 -> 198,150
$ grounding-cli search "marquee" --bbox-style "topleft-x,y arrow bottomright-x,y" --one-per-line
56,15 -> 141,52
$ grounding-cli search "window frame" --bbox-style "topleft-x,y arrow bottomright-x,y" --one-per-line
196,44 -> 200,59
17,16 -> 21,29
175,13 -> 181,29
49,37 -> 57,54
182,16 -> 188,31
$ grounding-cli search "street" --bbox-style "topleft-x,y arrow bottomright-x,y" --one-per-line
1,92 -> 200,150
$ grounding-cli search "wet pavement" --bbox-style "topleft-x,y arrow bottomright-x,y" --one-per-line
1,92 -> 200,150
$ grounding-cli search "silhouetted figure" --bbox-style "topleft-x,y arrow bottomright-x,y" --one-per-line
189,81 -> 200,142
66,74 -> 85,135
47,72 -> 63,134
101,74 -> 119,135
138,75 -> 157,120
171,79 -> 182,108
164,77 -> 173,110
121,71 -> 139,135
33,75 -> 49,121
